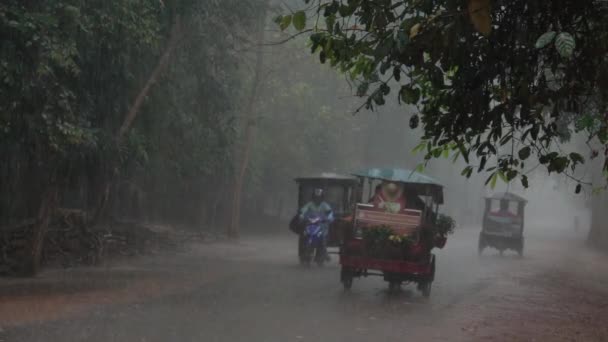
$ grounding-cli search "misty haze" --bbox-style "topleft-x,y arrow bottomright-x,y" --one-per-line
1,1 -> 607,341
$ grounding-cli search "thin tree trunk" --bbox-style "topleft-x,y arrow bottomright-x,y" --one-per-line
91,16 -> 182,225
118,15 -> 182,141
228,3 -> 269,239
23,182 -> 58,276
587,149 -> 608,249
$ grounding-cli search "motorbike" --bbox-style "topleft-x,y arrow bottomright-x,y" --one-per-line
299,213 -> 328,266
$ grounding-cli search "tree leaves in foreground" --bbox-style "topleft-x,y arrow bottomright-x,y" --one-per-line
281,0 -> 608,191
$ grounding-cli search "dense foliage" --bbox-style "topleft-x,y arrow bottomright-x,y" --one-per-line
279,0 -> 608,191
0,0 -> 261,226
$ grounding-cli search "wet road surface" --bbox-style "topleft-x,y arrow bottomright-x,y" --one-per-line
2,227 -> 606,341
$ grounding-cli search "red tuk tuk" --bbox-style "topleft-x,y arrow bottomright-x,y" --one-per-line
339,168 -> 449,297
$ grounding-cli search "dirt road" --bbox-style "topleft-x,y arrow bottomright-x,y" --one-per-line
1,227 -> 607,341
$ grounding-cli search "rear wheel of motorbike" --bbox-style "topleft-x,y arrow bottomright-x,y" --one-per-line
313,247 -> 323,267
300,249 -> 312,267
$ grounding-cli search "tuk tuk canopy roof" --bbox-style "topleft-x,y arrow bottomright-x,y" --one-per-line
353,168 -> 444,204
486,192 -> 527,203
294,173 -> 358,184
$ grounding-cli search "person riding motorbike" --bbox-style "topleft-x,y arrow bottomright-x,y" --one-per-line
299,188 -> 334,260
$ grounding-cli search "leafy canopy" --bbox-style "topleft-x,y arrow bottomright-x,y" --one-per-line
279,0 -> 608,192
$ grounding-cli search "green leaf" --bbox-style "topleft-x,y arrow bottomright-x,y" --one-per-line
521,175 -> 529,188
518,146 -> 531,160
478,156 -> 487,172
555,32 -> 575,58
461,166 -> 473,178
293,11 -> 306,31
458,143 -> 470,163
400,86 -> 420,104
442,148 -> 450,159
393,66 -> 401,81
412,141 -> 427,153
319,50 -> 326,63
356,82 -> 369,97
547,156 -> 569,173
569,152 -> 584,164
415,163 -> 425,173
485,172 -> 498,189
432,148 -> 442,158
409,114 -> 419,129
451,150 -> 461,163
497,170 -> 508,183
535,31 -> 556,49
279,15 -> 292,31
506,170 -> 518,181
499,133 -> 512,146
372,91 -> 385,105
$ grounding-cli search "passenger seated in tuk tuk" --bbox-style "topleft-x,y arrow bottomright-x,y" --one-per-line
491,200 -> 517,217
368,184 -> 382,203
299,188 -> 334,259
369,181 -> 406,213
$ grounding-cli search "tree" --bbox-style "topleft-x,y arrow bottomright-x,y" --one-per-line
0,0 -> 262,274
229,0 -> 271,239
278,0 -> 608,192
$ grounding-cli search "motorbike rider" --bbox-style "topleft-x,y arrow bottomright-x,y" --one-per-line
299,188 -> 334,260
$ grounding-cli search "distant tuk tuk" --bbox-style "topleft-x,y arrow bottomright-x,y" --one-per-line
478,192 -> 527,257
289,173 -> 359,264
339,168 -> 450,297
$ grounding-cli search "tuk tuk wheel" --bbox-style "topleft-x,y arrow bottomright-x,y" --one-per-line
341,267 -> 353,290
478,234 -> 485,256
298,236 -> 304,257
517,239 -> 524,258
388,281 -> 401,292
419,281 -> 432,298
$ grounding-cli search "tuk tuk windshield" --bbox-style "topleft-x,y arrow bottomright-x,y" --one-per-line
488,199 -> 520,217
300,185 -> 349,214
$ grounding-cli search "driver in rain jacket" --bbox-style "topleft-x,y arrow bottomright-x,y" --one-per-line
299,188 -> 334,259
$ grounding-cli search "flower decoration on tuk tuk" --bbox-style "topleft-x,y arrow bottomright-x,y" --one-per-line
362,225 -> 413,259
388,234 -> 412,248
435,214 -> 456,236
362,225 -> 393,247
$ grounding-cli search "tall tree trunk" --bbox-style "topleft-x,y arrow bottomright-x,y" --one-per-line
117,16 -> 182,140
587,149 -> 608,249
22,182 -> 58,276
91,16 -> 182,225
588,192 -> 608,248
228,3 -> 269,239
